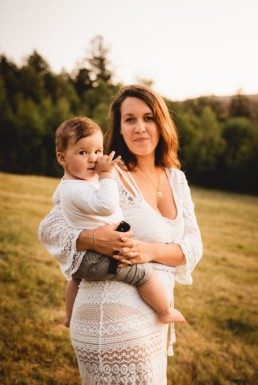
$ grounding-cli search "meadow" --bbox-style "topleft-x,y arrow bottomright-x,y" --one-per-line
0,172 -> 257,385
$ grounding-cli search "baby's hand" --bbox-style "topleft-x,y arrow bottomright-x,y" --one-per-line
95,151 -> 121,176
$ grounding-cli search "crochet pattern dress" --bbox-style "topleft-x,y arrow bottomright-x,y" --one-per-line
39,168 -> 203,385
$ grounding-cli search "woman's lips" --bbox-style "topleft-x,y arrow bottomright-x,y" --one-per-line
133,137 -> 149,142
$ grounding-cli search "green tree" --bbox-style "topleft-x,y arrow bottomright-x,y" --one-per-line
197,106 -> 224,171
6,96 -> 44,173
82,81 -> 119,127
87,35 -> 113,86
221,117 -> 257,192
0,55 -> 21,109
73,67 -> 92,98
27,50 -> 50,75
180,106 -> 225,185
19,64 -> 44,103
229,92 -> 251,118
0,75 -> 15,171
176,108 -> 199,167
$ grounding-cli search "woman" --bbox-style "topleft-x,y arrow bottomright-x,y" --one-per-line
39,84 -> 203,385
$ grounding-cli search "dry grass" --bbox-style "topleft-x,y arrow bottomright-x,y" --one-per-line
0,173 -> 79,384
0,172 -> 257,384
169,188 -> 258,385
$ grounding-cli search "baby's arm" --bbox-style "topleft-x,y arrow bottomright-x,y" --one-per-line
71,152 -> 121,216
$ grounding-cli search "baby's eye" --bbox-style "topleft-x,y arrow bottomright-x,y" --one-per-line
79,150 -> 87,155
95,150 -> 103,155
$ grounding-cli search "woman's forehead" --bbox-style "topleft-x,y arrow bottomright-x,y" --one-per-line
121,97 -> 152,114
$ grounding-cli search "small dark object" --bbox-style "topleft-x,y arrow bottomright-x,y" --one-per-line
108,221 -> 131,274
116,221 -> 131,233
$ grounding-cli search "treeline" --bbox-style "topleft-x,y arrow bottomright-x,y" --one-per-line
0,36 -> 257,194
168,94 -> 258,194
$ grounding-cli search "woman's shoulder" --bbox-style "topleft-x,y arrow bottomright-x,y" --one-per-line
166,167 -> 187,183
165,168 -> 190,200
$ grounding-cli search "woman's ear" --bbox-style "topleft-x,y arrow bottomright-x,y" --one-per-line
56,152 -> 66,167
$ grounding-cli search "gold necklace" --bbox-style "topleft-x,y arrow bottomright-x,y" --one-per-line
137,167 -> 163,198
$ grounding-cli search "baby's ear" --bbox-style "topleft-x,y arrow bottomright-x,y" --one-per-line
56,152 -> 66,167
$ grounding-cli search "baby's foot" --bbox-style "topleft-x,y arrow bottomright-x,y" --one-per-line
64,319 -> 70,328
158,308 -> 186,324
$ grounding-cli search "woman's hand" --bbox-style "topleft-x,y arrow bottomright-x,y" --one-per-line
113,240 -> 186,268
113,240 -> 153,267
76,223 -> 134,257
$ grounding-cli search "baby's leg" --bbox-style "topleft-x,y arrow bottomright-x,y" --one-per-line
138,271 -> 186,324
64,279 -> 79,328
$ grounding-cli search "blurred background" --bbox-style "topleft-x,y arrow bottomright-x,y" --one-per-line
0,1 -> 257,384
0,0 -> 258,193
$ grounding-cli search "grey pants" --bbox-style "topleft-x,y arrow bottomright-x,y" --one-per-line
72,250 -> 152,286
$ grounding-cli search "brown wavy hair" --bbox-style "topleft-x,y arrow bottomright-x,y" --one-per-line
105,84 -> 180,170
55,116 -> 102,152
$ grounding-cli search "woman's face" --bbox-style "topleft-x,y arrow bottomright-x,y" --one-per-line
120,97 -> 160,160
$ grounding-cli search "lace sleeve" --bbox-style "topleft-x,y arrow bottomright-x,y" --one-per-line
173,170 -> 203,284
38,204 -> 85,280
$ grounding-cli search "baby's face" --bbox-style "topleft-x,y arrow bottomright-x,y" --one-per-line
63,131 -> 104,180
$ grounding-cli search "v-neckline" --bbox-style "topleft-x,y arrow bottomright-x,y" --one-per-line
116,167 -> 179,222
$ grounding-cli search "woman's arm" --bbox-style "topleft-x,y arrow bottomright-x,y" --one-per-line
114,239 -> 185,267
172,171 -> 203,283
133,242 -> 185,266
77,224 -> 134,256
38,204 -> 83,262
38,204 -> 135,278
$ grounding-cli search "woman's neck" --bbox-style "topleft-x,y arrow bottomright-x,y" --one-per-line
134,156 -> 156,173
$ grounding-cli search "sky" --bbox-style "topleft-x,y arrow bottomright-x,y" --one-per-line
0,0 -> 257,101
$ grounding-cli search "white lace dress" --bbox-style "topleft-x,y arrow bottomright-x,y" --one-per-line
38,168 -> 203,385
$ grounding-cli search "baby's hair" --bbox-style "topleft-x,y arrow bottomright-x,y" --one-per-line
55,116 -> 102,152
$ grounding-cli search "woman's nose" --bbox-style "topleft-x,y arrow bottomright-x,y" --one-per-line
135,119 -> 146,133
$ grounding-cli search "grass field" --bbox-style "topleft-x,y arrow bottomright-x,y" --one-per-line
0,172 -> 257,385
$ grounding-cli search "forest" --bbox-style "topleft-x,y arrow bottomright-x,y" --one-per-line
1,36 -> 257,194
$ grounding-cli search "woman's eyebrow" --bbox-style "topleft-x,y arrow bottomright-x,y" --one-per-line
122,112 -> 153,118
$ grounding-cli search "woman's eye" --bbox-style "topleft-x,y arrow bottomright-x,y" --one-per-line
125,117 -> 135,123
145,116 -> 154,121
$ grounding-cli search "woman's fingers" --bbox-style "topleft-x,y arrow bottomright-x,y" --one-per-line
115,257 -> 132,266
118,243 -> 139,254
111,237 -> 134,254
113,250 -> 139,262
112,239 -> 142,266
119,239 -> 138,250
117,254 -> 140,268
119,236 -> 133,244
113,240 -> 151,266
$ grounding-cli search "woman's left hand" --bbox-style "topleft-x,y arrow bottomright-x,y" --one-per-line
112,240 -> 153,267
113,239 -> 185,268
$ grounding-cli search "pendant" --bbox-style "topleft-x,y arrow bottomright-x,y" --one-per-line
157,191 -> 163,198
